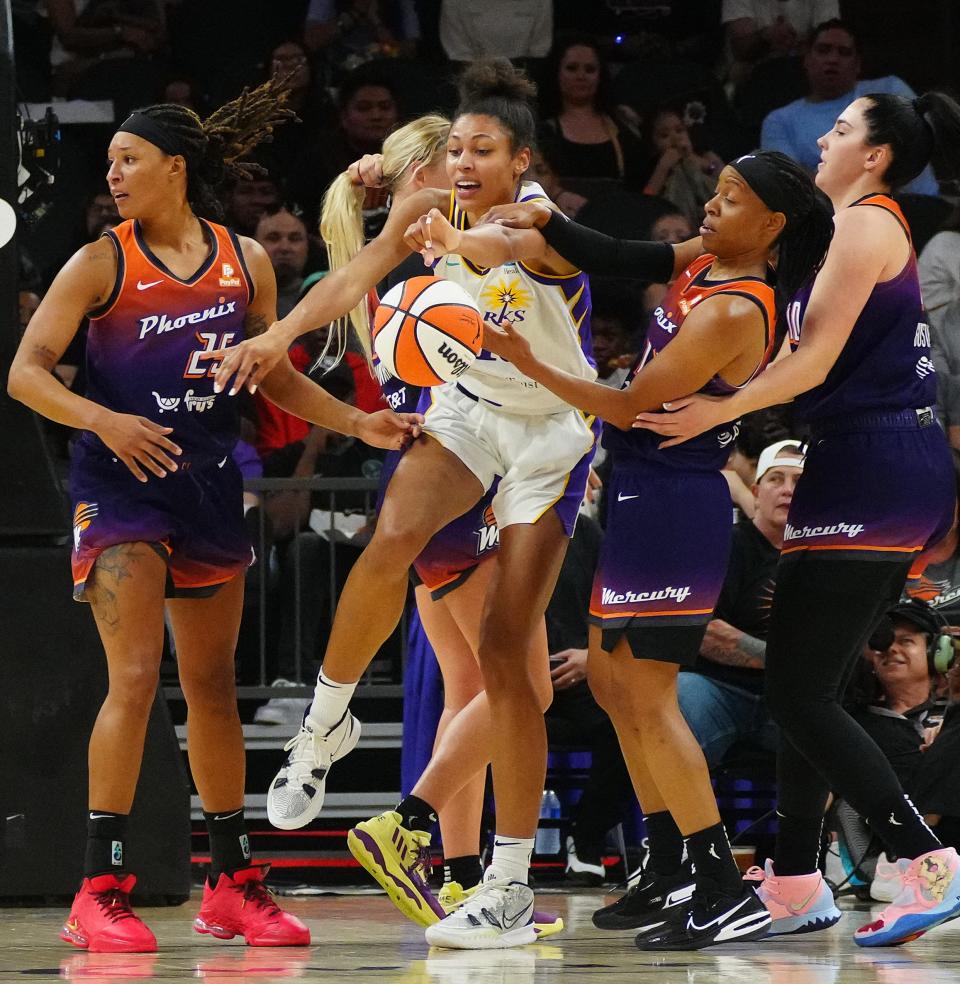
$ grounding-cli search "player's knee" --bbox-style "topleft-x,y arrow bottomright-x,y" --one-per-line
106,656 -> 160,710
179,662 -> 237,710
367,519 -> 430,571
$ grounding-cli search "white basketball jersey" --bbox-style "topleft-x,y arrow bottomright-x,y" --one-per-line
436,182 -> 597,414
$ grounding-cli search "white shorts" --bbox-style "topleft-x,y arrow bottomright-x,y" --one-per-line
422,383 -> 598,534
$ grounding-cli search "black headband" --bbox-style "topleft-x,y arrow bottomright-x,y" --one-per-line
118,111 -> 187,158
729,153 -> 805,225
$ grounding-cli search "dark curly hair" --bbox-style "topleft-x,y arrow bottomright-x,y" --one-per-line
456,58 -> 538,152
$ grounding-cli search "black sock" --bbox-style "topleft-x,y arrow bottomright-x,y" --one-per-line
644,812 -> 685,876
204,808 -> 251,884
685,822 -> 741,895
84,811 -> 129,879
444,854 -> 483,887
775,812 -> 824,876
396,795 -> 437,833
869,793 -> 941,861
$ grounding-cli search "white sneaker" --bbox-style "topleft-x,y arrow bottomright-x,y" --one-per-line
424,878 -> 537,950
266,711 -> 361,829
564,836 -> 604,886
870,852 -> 910,902
253,679 -> 309,726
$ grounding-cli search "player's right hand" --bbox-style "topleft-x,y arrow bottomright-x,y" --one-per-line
96,411 -> 182,483
206,330 -> 288,396
403,209 -> 461,265
347,153 -> 386,188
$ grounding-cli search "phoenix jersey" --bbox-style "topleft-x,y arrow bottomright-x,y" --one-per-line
605,253 -> 776,471
787,194 -> 937,423
79,218 -> 252,465
437,181 -> 596,414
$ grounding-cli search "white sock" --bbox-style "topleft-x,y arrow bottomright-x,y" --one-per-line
485,836 -> 534,885
307,668 -> 357,733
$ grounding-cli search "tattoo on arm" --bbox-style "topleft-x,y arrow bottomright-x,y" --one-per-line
246,313 -> 269,338
700,634 -> 766,669
32,344 -> 60,371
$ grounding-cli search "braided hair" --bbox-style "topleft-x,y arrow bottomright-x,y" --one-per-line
137,75 -> 297,220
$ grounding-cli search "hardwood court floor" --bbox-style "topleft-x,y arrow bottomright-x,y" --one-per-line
2,889 -> 960,983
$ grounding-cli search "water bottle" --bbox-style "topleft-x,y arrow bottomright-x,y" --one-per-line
535,789 -> 561,855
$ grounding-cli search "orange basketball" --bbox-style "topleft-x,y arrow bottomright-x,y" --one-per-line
372,276 -> 484,386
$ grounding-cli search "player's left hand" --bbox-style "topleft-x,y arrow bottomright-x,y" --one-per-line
479,200 -> 553,229
347,153 -> 386,188
478,320 -> 534,372
357,409 -> 424,450
550,648 -> 588,691
632,392 -> 728,447
403,209 -> 461,266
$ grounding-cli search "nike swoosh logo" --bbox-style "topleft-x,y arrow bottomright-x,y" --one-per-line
88,813 -> 115,820
888,814 -> 903,826
218,455 -> 228,468
788,885 -> 820,913
137,279 -> 163,291
494,840 -> 522,848
688,895 -> 750,932
501,904 -> 531,930
617,493 -> 639,502
213,809 -> 243,821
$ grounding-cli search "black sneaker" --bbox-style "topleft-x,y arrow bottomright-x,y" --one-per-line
592,864 -> 695,932
637,883 -> 771,951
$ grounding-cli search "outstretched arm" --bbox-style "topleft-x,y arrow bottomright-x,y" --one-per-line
248,242 -> 422,450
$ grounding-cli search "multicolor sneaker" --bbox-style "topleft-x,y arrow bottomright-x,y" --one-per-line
60,875 -> 157,953
193,866 -> 311,946
854,847 -> 960,947
438,881 -> 564,938
347,811 -> 446,927
266,710 -> 361,829
870,853 -> 910,903
745,860 -> 841,935
424,877 -> 537,950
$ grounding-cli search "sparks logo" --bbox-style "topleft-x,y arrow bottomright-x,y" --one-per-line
73,501 -> 98,552
475,504 -> 500,555
479,277 -> 532,326
219,261 -> 241,288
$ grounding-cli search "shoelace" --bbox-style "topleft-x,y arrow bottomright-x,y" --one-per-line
282,729 -> 326,785
744,866 -> 766,883
237,878 -> 283,918
93,887 -> 138,923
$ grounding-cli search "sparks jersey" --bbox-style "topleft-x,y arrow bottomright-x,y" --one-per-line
787,194 -> 937,423
605,253 -> 776,471
437,181 -> 596,414
78,218 -> 252,465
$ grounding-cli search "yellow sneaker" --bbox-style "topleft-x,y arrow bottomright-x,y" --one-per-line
347,812 -> 446,927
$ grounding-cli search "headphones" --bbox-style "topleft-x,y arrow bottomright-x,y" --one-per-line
871,599 -> 957,675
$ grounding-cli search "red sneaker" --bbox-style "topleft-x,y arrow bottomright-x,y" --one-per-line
193,866 -> 311,946
60,874 -> 158,953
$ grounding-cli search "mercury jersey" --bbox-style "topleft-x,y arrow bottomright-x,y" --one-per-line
437,181 -> 596,414
787,194 -> 937,423
605,253 -> 776,471
78,217 -> 252,465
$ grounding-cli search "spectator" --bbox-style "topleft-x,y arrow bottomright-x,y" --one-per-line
289,66 -> 399,229
642,209 -> 695,317
919,207 -> 960,334
223,170 -> 283,238
537,36 -> 643,187
255,205 -> 313,319
543,513 -> 633,885
722,0 -> 839,83
760,19 -> 939,196
677,440 -> 806,768
527,144 -> 588,219
590,278 -> 640,388
303,0 -> 418,69
438,0 -> 552,67
157,72 -> 203,113
637,106 -> 724,229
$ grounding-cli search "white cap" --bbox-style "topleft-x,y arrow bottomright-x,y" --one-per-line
755,439 -> 805,483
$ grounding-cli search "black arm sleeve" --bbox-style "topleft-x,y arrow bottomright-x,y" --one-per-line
539,210 -> 675,282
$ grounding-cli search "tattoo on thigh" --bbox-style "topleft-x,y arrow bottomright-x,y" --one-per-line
87,544 -> 141,634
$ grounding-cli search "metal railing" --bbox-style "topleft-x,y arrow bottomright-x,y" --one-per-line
165,476 -> 408,701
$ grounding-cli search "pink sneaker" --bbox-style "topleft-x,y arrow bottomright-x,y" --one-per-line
870,853 -> 910,903
855,847 -> 960,947
194,866 -> 310,947
745,860 -> 841,935
60,875 -> 157,953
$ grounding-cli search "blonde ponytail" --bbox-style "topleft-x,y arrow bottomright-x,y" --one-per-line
319,113 -> 451,363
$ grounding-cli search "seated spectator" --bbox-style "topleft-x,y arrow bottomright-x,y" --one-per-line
637,106 -> 724,229
760,19 -> 938,196
642,209 -> 695,317
590,277 -> 641,389
303,0 -> 418,71
537,36 -> 644,188
527,145 -> 588,220
289,65 -> 399,229
266,38 -> 334,169
157,72 -> 203,113
438,0 -> 552,67
722,0 -> 838,85
543,513 -> 633,885
223,169 -> 284,238
677,440 -> 805,768
255,205 -> 316,318
920,207 -> 960,334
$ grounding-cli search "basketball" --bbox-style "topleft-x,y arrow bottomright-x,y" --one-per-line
372,276 -> 483,386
